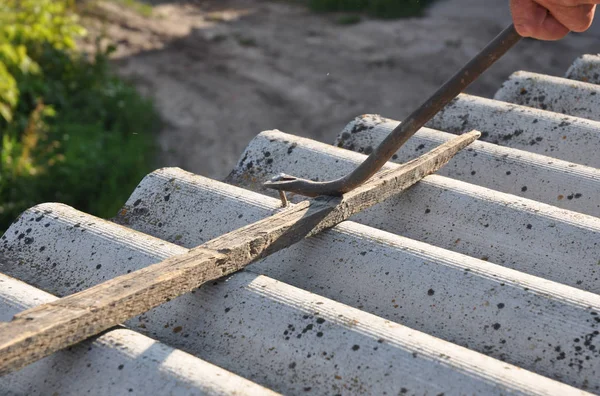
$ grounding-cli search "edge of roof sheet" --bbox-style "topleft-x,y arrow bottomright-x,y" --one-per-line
494,70 -> 600,120
0,272 -> 279,396
566,54 -> 600,84
426,93 -> 600,167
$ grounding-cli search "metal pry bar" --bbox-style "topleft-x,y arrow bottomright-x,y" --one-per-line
264,24 -> 522,197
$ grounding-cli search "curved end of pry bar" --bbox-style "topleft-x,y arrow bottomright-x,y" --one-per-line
265,130 -> 482,203
264,24 -> 521,199
264,174 -> 345,198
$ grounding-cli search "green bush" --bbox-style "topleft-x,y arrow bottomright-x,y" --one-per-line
307,0 -> 435,18
0,0 -> 159,233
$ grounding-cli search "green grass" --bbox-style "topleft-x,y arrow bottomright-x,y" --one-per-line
0,0 -> 160,233
336,14 -> 362,24
108,0 -> 153,17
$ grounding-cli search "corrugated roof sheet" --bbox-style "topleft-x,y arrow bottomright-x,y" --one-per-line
2,54 -> 600,395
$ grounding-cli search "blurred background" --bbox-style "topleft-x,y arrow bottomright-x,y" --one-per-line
1,0 -> 599,232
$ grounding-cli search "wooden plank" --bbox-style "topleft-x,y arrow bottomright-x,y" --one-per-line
0,131 -> 480,376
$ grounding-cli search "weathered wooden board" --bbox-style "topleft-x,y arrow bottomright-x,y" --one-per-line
0,131 -> 480,375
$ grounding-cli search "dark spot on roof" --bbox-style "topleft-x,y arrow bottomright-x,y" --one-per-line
352,345 -> 360,351
497,303 -> 505,309
493,323 -> 501,330
24,237 -> 34,245
164,194 -> 170,202
427,289 -> 435,296
316,318 -> 325,324
351,123 -> 368,134
287,143 -> 297,154
526,224 -> 532,230
289,362 -> 296,369
96,264 -> 102,270
317,332 -> 323,337
133,199 -> 142,207
118,364 -> 124,370
521,186 -> 528,192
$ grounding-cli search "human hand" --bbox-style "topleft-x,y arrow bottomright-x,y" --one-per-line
510,0 -> 597,40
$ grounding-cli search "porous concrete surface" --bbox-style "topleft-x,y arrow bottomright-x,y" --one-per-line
337,115 -> 600,216
227,130 -> 600,294
495,71 -> 600,121
567,54 -> 600,84
428,93 -> 600,167
0,201 -> 595,393
0,273 -> 280,396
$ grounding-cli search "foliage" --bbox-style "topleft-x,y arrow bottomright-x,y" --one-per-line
110,0 -> 153,17
0,0 -> 159,233
336,14 -> 362,25
307,0 -> 436,18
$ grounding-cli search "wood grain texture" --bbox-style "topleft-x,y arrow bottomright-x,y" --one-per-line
0,131 -> 479,376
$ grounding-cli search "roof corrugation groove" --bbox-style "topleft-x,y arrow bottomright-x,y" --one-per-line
2,54 -> 600,394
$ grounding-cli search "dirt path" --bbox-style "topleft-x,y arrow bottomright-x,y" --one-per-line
83,0 -> 600,179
